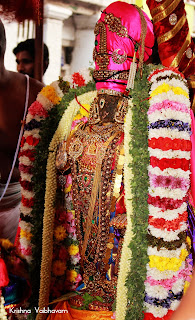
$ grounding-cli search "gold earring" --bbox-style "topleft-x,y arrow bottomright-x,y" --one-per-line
88,97 -> 101,124
114,97 -> 128,123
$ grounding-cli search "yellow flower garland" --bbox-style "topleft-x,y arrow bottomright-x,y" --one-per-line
149,248 -> 188,272
150,83 -> 188,98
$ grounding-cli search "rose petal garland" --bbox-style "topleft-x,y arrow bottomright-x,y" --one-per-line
144,68 -> 192,319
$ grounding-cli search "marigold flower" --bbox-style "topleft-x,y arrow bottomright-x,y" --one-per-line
54,225 -> 67,241
66,269 -> 78,282
41,86 -> 61,105
186,236 -> 191,247
68,244 -> 79,256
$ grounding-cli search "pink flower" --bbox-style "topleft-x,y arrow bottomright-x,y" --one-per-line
29,101 -> 48,117
21,246 -> 32,256
75,273 -> 82,283
65,211 -> 74,222
148,100 -> 189,115
66,223 -> 76,233
65,174 -> 72,188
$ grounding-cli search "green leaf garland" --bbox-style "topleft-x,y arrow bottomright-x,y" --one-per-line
124,64 -> 159,320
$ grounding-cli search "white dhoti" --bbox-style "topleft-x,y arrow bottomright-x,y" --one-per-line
0,182 -> 21,243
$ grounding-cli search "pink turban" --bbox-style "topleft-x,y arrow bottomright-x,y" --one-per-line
93,1 -> 154,93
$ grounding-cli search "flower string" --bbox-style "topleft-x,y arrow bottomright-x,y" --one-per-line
116,100 -> 134,320
19,81 -> 63,265
144,68 -> 192,319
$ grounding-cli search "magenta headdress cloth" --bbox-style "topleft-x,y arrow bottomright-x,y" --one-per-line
93,1 -> 154,93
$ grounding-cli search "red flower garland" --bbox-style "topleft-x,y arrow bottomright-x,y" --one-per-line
150,157 -> 190,171
148,211 -> 188,231
148,195 -> 188,210
21,196 -> 34,208
148,137 -> 191,152
18,150 -> 35,162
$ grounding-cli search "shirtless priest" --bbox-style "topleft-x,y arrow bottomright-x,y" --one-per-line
0,19 -> 44,243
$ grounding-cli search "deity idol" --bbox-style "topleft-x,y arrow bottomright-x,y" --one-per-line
17,1 -> 194,320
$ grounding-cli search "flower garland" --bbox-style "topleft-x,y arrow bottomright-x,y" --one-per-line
18,65 -> 192,320
123,64 -> 152,320
35,64 -> 154,320
18,70 -> 95,318
115,101 -> 133,320
37,90 -> 96,320
19,81 -> 64,264
144,68 -> 192,320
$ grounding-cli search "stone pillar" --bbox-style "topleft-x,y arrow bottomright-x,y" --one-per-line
3,19 -> 18,71
70,13 -> 99,74
43,4 -> 72,85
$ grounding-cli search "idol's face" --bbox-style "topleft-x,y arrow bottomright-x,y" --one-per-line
97,94 -> 121,123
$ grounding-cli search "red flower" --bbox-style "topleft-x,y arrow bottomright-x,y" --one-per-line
20,179 -> 33,191
59,247 -> 68,261
72,72 -> 86,87
26,136 -> 40,146
148,194 -> 187,210
148,211 -> 188,231
148,67 -> 184,82
18,149 -> 35,161
20,136 -> 25,148
19,163 -> 33,174
21,196 -> 34,207
148,138 -> 191,152
150,156 -> 190,171
144,310 -> 174,320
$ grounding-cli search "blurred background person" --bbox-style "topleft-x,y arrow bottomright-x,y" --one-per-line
13,38 -> 49,79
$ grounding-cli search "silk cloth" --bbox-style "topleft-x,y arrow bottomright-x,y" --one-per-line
47,301 -> 113,320
146,0 -> 195,79
0,182 -> 21,243
95,1 -> 154,93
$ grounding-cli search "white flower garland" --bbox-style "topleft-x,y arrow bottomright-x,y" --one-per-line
144,68 -> 192,319
116,99 -> 134,320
